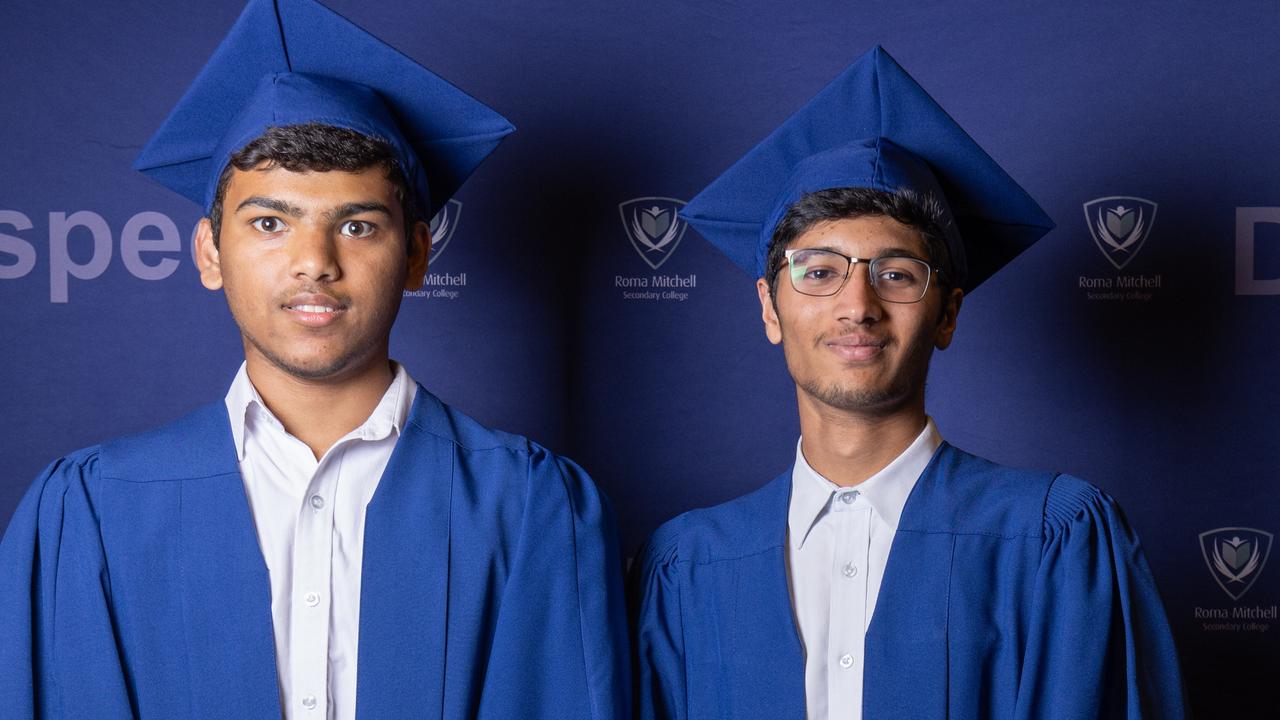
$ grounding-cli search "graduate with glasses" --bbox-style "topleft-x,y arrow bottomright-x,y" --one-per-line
631,47 -> 1187,719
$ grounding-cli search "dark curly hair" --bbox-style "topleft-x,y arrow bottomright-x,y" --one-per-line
207,123 -> 419,247
764,186 -> 956,299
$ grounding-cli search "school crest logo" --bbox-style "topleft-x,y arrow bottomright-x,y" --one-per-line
619,197 -> 688,270
1200,527 -> 1272,601
427,199 -> 463,264
1083,196 -> 1157,270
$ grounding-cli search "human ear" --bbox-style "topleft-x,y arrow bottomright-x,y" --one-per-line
934,287 -> 963,349
757,278 -> 783,345
194,218 -> 223,291
404,220 -> 431,291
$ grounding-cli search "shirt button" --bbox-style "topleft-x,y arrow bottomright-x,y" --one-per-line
840,491 -> 857,505
842,563 -> 858,578
304,592 -> 320,607
839,654 -> 854,669
310,495 -> 325,510
301,695 -> 317,710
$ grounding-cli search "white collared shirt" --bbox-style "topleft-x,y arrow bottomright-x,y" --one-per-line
786,419 -> 942,720
225,362 -> 417,720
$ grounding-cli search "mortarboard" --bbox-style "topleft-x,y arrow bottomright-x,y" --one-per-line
133,0 -> 514,218
680,46 -> 1054,292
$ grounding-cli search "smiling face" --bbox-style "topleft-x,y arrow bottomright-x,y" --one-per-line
195,164 -> 429,384
756,215 -> 962,418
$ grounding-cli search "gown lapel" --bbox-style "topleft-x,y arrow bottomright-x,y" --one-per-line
863,444 -> 955,718
175,403 -> 281,718
168,391 -> 456,718
724,474 -> 807,719
355,390 -> 454,719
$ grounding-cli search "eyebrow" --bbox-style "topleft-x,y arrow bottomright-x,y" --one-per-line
234,197 -> 393,224
800,245 -> 927,260
320,202 -> 393,224
875,247 -> 929,260
235,196 -> 304,217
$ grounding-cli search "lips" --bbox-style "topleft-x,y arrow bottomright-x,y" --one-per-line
825,333 -> 888,362
283,292 -> 347,327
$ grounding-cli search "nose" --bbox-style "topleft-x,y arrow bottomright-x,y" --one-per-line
288,224 -> 341,283
833,260 -> 883,325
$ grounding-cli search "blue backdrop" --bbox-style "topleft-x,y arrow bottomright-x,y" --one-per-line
2,1 -> 1277,715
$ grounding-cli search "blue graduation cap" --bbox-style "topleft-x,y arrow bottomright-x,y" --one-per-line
681,46 -> 1054,292
133,0 -> 514,218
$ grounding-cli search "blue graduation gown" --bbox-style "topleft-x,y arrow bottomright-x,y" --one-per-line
632,444 -> 1186,719
0,387 -> 629,719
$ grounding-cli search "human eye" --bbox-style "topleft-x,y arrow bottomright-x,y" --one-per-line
339,220 -> 377,238
874,258 -> 924,286
804,266 -> 838,281
249,216 -> 287,234
802,253 -> 843,279
878,268 -> 915,284
789,250 -> 845,290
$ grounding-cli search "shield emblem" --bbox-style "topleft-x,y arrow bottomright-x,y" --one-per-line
427,199 -> 463,265
1199,527 -> 1272,601
619,197 -> 688,270
1083,196 -> 1157,270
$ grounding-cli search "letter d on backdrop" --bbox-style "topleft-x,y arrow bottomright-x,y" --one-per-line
1235,207 -> 1280,295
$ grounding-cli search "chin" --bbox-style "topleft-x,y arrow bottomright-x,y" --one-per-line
798,372 -> 919,415
819,388 -> 902,414
274,358 -> 354,381
249,334 -> 373,382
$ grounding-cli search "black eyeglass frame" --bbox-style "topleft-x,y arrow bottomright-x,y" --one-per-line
780,247 -> 943,303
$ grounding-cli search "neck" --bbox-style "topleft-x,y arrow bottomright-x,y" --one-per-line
245,354 -> 395,459
796,391 -> 928,487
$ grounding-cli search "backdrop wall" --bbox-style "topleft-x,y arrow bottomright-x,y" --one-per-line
2,1 -> 1276,715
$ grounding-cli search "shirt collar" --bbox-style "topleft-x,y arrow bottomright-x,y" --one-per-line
224,361 -> 417,461
787,417 -> 943,550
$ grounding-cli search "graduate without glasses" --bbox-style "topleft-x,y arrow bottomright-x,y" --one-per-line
631,47 -> 1187,719
0,1 -> 629,718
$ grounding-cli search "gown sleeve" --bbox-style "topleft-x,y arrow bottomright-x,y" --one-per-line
629,528 -> 687,720
476,446 -> 630,720
0,451 -> 134,719
1013,475 -> 1188,719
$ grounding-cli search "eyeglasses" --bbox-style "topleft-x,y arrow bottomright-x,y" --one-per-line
781,248 -> 939,303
